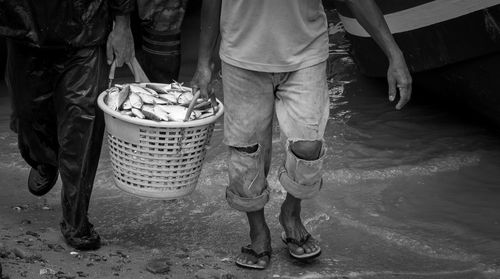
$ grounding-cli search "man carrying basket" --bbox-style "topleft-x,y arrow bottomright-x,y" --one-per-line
0,0 -> 135,250
191,0 -> 412,269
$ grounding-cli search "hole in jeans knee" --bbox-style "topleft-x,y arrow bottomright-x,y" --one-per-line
232,144 -> 259,154
290,140 -> 322,160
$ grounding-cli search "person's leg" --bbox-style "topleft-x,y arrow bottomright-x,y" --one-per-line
275,61 -> 329,258
53,46 -> 107,250
222,62 -> 275,268
5,39 -> 60,195
137,0 -> 189,82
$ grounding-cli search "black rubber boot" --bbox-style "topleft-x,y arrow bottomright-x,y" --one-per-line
28,164 -> 59,196
61,222 -> 101,251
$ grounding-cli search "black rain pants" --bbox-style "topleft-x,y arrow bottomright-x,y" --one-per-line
5,39 -> 107,241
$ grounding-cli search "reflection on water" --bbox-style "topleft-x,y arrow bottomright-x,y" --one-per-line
318,53 -> 500,274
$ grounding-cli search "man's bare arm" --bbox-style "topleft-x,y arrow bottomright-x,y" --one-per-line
342,0 -> 412,110
191,0 -> 222,98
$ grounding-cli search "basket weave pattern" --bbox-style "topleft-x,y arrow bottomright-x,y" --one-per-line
107,124 -> 214,199
97,88 -> 223,200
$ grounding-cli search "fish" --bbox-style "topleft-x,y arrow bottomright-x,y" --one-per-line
118,86 -> 131,107
194,107 -> 215,119
144,87 -> 158,95
120,110 -> 133,116
136,93 -> 170,105
140,105 -> 159,121
128,92 -> 143,109
106,86 -> 130,111
141,105 -> 169,121
159,93 -> 180,104
177,91 -> 194,105
129,84 -> 158,96
191,110 -> 202,119
105,82 -> 217,122
131,108 -> 145,119
136,92 -> 156,104
171,81 -> 190,92
105,88 -> 119,108
152,97 -> 169,105
153,106 -> 170,121
122,99 -> 132,110
156,105 -> 194,121
146,84 -> 168,94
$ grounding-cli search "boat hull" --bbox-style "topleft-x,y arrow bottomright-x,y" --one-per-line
416,51 -> 500,125
333,0 -> 500,125
335,0 -> 500,76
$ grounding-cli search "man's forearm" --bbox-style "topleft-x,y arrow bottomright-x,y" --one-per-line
197,0 -> 222,68
344,0 -> 403,61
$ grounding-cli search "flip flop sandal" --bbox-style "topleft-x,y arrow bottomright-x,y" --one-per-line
235,245 -> 271,270
281,232 -> 322,260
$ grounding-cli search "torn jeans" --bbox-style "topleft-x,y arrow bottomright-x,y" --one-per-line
221,61 -> 329,212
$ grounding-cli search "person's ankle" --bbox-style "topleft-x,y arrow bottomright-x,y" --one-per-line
281,195 -> 302,217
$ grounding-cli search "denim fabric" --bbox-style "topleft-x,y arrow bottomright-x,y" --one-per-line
226,145 -> 270,212
222,61 -> 329,212
278,140 -> 326,199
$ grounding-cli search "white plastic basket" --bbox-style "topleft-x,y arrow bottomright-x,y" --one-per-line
97,88 -> 224,200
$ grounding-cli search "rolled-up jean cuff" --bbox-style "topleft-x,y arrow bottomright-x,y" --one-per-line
279,170 -> 322,199
278,140 -> 326,199
226,188 -> 270,212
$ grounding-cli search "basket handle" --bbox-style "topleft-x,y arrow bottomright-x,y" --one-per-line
126,57 -> 150,83
183,88 -> 219,122
184,89 -> 202,122
109,57 -> 150,86
209,89 -> 219,114
108,61 -> 117,88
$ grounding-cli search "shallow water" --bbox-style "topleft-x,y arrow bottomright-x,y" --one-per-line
1,46 -> 499,278
84,53 -> 500,278
301,54 -> 500,277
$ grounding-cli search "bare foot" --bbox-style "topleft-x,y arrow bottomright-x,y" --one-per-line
279,194 -> 320,257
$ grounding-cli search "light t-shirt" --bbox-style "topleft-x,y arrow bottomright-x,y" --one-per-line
219,0 -> 329,73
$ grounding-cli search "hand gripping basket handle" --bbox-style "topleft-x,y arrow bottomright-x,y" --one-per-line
109,57 -> 150,85
183,88 -> 219,122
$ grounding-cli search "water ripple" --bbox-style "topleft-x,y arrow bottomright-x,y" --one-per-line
325,152 -> 481,184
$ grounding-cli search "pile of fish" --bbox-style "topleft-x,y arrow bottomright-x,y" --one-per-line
105,82 -> 215,122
